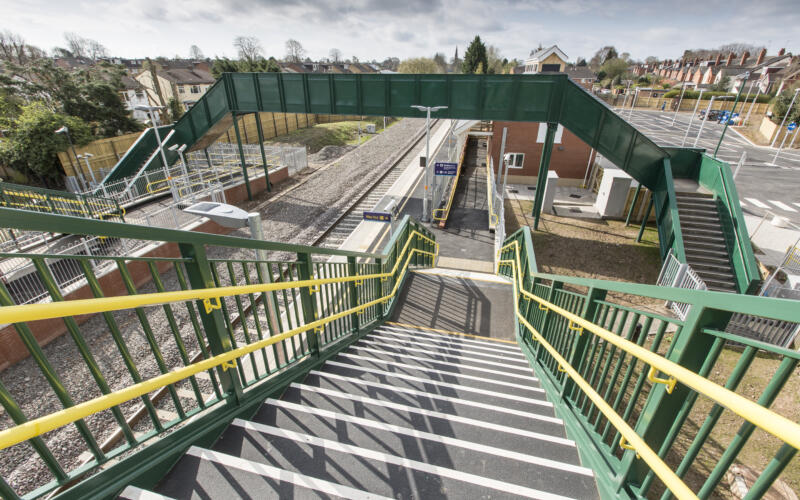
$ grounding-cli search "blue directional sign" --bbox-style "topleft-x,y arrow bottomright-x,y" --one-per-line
434,162 -> 458,176
363,211 -> 392,222
789,122 -> 797,131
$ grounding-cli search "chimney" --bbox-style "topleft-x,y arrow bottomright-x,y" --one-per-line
778,48 -> 786,56
714,53 -> 722,66
756,48 -> 767,65
726,52 -> 735,66
694,57 -> 699,66
740,51 -> 750,66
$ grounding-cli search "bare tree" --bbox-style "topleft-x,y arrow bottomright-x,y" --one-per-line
189,44 -> 204,60
329,48 -> 342,63
234,36 -> 263,64
87,39 -> 108,61
0,30 -> 44,65
285,39 -> 306,63
64,32 -> 87,58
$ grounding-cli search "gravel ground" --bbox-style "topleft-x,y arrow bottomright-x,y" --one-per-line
0,117 -> 431,496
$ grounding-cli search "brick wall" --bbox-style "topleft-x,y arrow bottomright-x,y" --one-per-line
487,121 -> 592,185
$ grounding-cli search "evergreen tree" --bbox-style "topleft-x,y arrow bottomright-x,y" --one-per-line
462,36 -> 488,74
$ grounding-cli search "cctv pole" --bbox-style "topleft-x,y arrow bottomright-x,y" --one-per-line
744,83 -> 762,126
81,155 -> 98,185
771,88 -> 800,148
682,89 -> 705,146
694,96 -> 718,147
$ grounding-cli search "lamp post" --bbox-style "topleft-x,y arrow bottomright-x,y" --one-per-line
168,144 -> 189,178
76,153 -> 98,186
744,82 -> 762,127
620,80 -> 632,111
713,71 -> 749,158
694,95 -> 731,148
136,105 -> 180,200
55,125 -> 87,191
671,81 -> 688,126
771,123 -> 798,165
627,88 -> 641,120
682,89 -> 706,146
411,104 -> 447,222
770,88 -> 800,148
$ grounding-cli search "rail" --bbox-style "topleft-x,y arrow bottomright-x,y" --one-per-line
498,227 -> 800,499
0,207 -> 436,499
431,127 -> 468,223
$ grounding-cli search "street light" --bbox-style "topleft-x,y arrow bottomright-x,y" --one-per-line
627,88 -> 642,120
168,144 -> 189,178
620,80 -> 632,111
55,125 -> 88,191
770,88 -> 800,148
682,89 -> 706,146
136,105 -> 179,200
771,123 -> 798,165
411,104 -> 447,222
713,71 -> 749,158
76,153 -> 98,186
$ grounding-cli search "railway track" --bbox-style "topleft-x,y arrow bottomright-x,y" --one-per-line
314,119 -> 443,249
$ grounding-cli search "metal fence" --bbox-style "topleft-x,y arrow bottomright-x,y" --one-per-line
487,157 -> 506,271
656,249 -> 707,320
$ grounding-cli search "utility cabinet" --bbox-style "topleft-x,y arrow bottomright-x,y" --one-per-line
594,169 -> 632,218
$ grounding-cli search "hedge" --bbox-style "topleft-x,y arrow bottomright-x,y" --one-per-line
661,90 -> 772,103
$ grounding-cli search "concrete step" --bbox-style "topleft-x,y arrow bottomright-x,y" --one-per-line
680,213 -> 721,225
675,191 -> 714,200
685,253 -> 731,266
686,248 -> 730,260
683,233 -> 727,245
678,208 -> 720,220
684,240 -> 728,253
233,399 -> 595,498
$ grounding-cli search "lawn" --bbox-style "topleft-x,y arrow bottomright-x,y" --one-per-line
265,117 -> 395,153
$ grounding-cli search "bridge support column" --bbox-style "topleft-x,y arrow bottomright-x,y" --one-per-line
254,112 -> 272,192
232,113 -> 253,201
625,184 -> 642,226
636,195 -> 654,242
532,122 -> 558,230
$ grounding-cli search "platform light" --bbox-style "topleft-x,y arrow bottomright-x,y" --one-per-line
55,125 -> 88,192
411,105 -> 448,223
168,143 -> 190,179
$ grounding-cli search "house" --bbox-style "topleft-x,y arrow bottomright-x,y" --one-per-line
523,45 -> 568,73
135,64 -> 215,113
565,66 -> 596,89
120,75 -> 151,122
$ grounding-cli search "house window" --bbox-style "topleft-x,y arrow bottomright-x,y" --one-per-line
533,63 -> 539,71
178,86 -> 185,94
135,90 -> 145,99
191,85 -> 201,94
542,63 -> 561,72
536,123 -> 564,144
505,153 -> 525,169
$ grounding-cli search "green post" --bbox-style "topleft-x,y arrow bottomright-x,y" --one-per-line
296,251 -> 320,356
254,112 -> 272,192
532,122 -> 558,230
203,148 -> 212,169
713,73 -> 748,158
625,185 -> 642,226
375,257 -> 384,320
561,287 -> 606,398
178,243 -> 241,400
347,256 -> 360,335
232,113 -> 253,201
636,195 -> 654,243
614,306 -> 733,492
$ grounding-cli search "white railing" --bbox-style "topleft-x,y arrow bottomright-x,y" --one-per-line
488,157 -> 506,271
657,249 -> 707,320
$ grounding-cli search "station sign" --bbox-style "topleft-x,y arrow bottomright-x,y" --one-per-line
434,162 -> 458,176
363,211 -> 392,222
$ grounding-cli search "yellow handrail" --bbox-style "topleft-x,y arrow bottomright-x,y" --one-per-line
0,232 -> 436,450
432,137 -> 468,222
499,240 -> 800,452
500,252 -> 697,499
0,230 -> 437,325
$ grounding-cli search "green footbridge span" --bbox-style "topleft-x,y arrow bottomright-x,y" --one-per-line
101,72 -> 759,293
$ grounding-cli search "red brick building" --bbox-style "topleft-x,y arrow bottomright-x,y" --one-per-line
487,121 -> 592,186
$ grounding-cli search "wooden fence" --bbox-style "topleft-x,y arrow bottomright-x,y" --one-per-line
57,132 -> 140,178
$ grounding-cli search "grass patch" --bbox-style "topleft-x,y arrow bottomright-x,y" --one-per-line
266,117 -> 394,153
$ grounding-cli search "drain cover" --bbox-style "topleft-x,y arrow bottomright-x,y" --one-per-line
509,189 -> 519,194
569,194 -> 582,199
570,208 -> 581,213
527,186 -> 536,191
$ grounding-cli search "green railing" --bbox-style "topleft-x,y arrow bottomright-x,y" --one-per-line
695,154 -> 760,293
0,207 -> 435,499
498,226 -> 800,499
652,158 -> 687,262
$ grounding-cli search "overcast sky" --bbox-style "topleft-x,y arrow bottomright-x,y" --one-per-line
5,0 -> 798,64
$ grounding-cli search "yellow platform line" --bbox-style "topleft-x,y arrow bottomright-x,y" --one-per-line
384,321 -> 518,345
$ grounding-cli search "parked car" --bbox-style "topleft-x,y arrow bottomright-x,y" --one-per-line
698,109 -> 724,121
